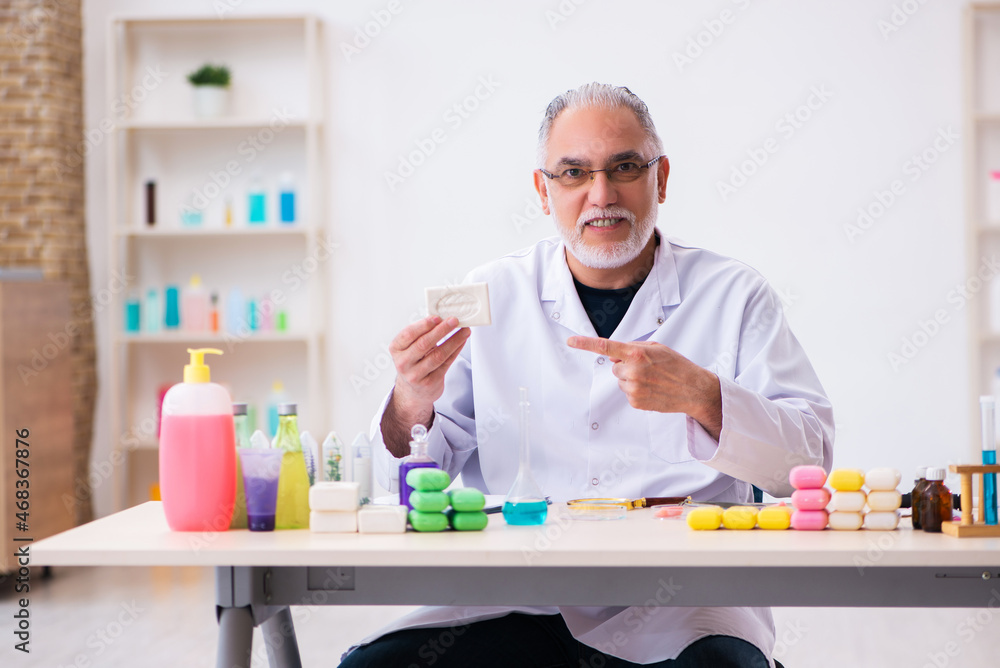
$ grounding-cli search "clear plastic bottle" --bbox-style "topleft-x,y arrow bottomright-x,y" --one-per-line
182,274 -> 209,332
158,349 -> 236,531
279,172 -> 296,224
920,467 -> 952,533
352,432 -> 373,506
910,467 -> 929,530
230,403 -> 250,530
248,172 -> 266,225
398,424 -> 439,510
145,288 -> 161,334
273,402 -> 310,529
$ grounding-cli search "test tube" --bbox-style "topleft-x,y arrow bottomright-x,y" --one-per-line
979,396 -> 998,525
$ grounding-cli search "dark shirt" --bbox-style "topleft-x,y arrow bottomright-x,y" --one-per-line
573,277 -> 646,339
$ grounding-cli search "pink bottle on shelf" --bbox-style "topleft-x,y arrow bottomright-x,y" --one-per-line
159,348 -> 236,532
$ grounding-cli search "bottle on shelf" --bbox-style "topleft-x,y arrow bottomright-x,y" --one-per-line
225,287 -> 245,336
145,288 -> 161,334
224,195 -> 234,228
988,171 -> 1000,225
248,172 -> 267,225
247,296 -> 259,332
164,285 -> 180,330
919,467 -> 952,533
273,402 -> 310,529
124,292 -> 141,333
182,274 -> 210,332
210,292 -> 220,333
145,180 -> 156,227
159,348 -> 236,532
279,172 -> 296,225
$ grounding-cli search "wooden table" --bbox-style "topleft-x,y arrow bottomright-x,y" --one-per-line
33,502 -> 1000,668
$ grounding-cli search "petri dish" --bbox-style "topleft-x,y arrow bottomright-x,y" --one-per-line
567,502 -> 628,521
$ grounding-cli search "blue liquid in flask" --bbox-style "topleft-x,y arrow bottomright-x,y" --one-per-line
984,449 -> 997,526
502,500 -> 547,526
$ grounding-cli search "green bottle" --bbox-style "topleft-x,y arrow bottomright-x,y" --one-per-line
229,403 -> 250,529
274,402 -> 310,529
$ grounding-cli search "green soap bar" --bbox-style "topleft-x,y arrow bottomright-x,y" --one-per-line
406,467 -> 451,492
449,488 -> 486,512
408,510 -> 448,532
447,509 -> 488,531
409,490 -> 449,513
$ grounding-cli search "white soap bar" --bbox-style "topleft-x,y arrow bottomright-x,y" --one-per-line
864,510 -> 900,531
827,511 -> 864,531
426,282 -> 492,327
309,510 -> 358,533
865,468 -> 901,491
866,490 -> 902,512
828,491 -> 866,513
358,505 -> 408,534
309,482 -> 360,512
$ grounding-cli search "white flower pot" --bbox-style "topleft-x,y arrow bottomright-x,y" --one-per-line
192,86 -> 229,119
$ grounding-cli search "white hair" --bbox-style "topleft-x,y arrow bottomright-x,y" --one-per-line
536,83 -> 664,167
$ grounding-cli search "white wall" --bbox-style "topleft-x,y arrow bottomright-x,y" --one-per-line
84,0 -> 969,517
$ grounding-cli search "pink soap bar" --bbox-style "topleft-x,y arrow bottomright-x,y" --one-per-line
791,488 -> 831,511
789,465 -> 827,490
654,506 -> 684,518
791,509 -> 828,530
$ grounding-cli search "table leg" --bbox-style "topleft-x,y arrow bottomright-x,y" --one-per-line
262,607 -> 303,668
216,605 -> 254,668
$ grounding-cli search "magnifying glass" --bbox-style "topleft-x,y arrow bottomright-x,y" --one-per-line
566,496 -> 691,510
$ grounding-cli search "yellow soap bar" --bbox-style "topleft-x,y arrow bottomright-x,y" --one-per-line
828,468 -> 865,492
757,504 -> 793,530
686,506 -> 724,530
722,506 -> 759,530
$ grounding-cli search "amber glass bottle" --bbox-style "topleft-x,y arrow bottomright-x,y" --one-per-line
920,468 -> 952,533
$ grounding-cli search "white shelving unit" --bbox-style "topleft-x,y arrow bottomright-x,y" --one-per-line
106,15 -> 326,510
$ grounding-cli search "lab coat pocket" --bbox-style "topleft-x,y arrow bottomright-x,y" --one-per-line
647,412 -> 695,464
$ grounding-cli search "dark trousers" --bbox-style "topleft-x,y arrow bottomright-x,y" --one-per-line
338,612 -> 775,668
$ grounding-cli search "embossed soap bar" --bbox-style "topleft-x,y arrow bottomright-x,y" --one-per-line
426,282 -> 492,327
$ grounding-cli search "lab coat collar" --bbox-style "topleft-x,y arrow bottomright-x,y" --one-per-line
540,228 -> 681,340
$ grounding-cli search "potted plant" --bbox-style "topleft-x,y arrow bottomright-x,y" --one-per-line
187,64 -> 231,119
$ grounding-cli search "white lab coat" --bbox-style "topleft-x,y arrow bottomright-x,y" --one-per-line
358,231 -> 834,665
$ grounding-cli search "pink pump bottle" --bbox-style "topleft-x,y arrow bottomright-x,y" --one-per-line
159,348 -> 236,531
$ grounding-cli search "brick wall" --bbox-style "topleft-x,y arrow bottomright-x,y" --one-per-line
1,1 -> 95,524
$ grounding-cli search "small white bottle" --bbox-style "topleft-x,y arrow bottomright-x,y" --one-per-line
352,432 -> 373,506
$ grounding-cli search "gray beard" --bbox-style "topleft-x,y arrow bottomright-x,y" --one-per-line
554,205 -> 657,270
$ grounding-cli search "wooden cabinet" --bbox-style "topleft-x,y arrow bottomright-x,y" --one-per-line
0,281 -> 76,572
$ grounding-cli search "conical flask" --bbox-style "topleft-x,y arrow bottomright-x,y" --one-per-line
502,387 -> 547,525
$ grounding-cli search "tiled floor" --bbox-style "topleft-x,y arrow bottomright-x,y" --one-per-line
2,566 -> 999,667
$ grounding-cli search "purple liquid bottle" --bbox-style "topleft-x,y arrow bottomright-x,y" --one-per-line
399,424 -> 438,510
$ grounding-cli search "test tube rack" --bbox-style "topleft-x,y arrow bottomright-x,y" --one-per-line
940,464 -> 1000,538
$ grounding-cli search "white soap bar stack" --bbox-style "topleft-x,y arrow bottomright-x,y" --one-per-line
827,490 -> 865,531
358,506 -> 408,534
309,482 -> 360,533
863,468 -> 902,531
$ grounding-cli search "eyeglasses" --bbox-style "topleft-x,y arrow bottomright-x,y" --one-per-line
540,155 -> 663,188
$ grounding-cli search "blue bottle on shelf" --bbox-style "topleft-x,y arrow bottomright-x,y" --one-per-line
279,172 -> 296,225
